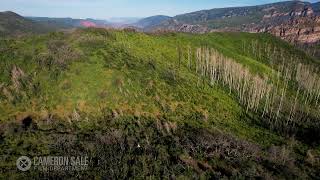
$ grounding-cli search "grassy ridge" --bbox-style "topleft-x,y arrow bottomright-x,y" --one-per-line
0,29 -> 319,178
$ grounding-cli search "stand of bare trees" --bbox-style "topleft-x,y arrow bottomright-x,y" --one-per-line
296,64 -> 320,107
193,46 -> 320,133
242,40 -> 320,112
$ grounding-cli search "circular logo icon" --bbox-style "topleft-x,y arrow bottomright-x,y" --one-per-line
16,156 -> 32,171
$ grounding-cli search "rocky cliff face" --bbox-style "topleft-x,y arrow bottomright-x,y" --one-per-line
263,16 -> 320,44
152,1 -> 320,47
249,3 -> 320,45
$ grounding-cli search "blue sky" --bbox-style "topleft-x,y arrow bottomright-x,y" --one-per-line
0,0 -> 318,19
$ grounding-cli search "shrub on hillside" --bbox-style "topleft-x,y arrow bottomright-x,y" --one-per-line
36,40 -> 82,71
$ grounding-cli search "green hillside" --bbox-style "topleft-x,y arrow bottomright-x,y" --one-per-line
0,29 -> 319,179
0,11 -> 57,37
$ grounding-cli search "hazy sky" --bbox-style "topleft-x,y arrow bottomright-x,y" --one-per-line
0,0 -> 318,19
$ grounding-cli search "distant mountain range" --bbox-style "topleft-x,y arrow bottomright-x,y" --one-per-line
27,17 -> 145,30
1,1 -> 319,47
0,11 -> 59,36
142,1 -> 320,45
108,17 -> 141,24
0,13 -> 137,36
0,11 -> 114,36
133,15 -> 171,30
28,17 -> 111,28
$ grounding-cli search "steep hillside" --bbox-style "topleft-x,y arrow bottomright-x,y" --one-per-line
151,1 -> 320,46
0,29 -> 319,179
153,1 -> 307,30
0,11 -> 56,36
133,15 -> 171,30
